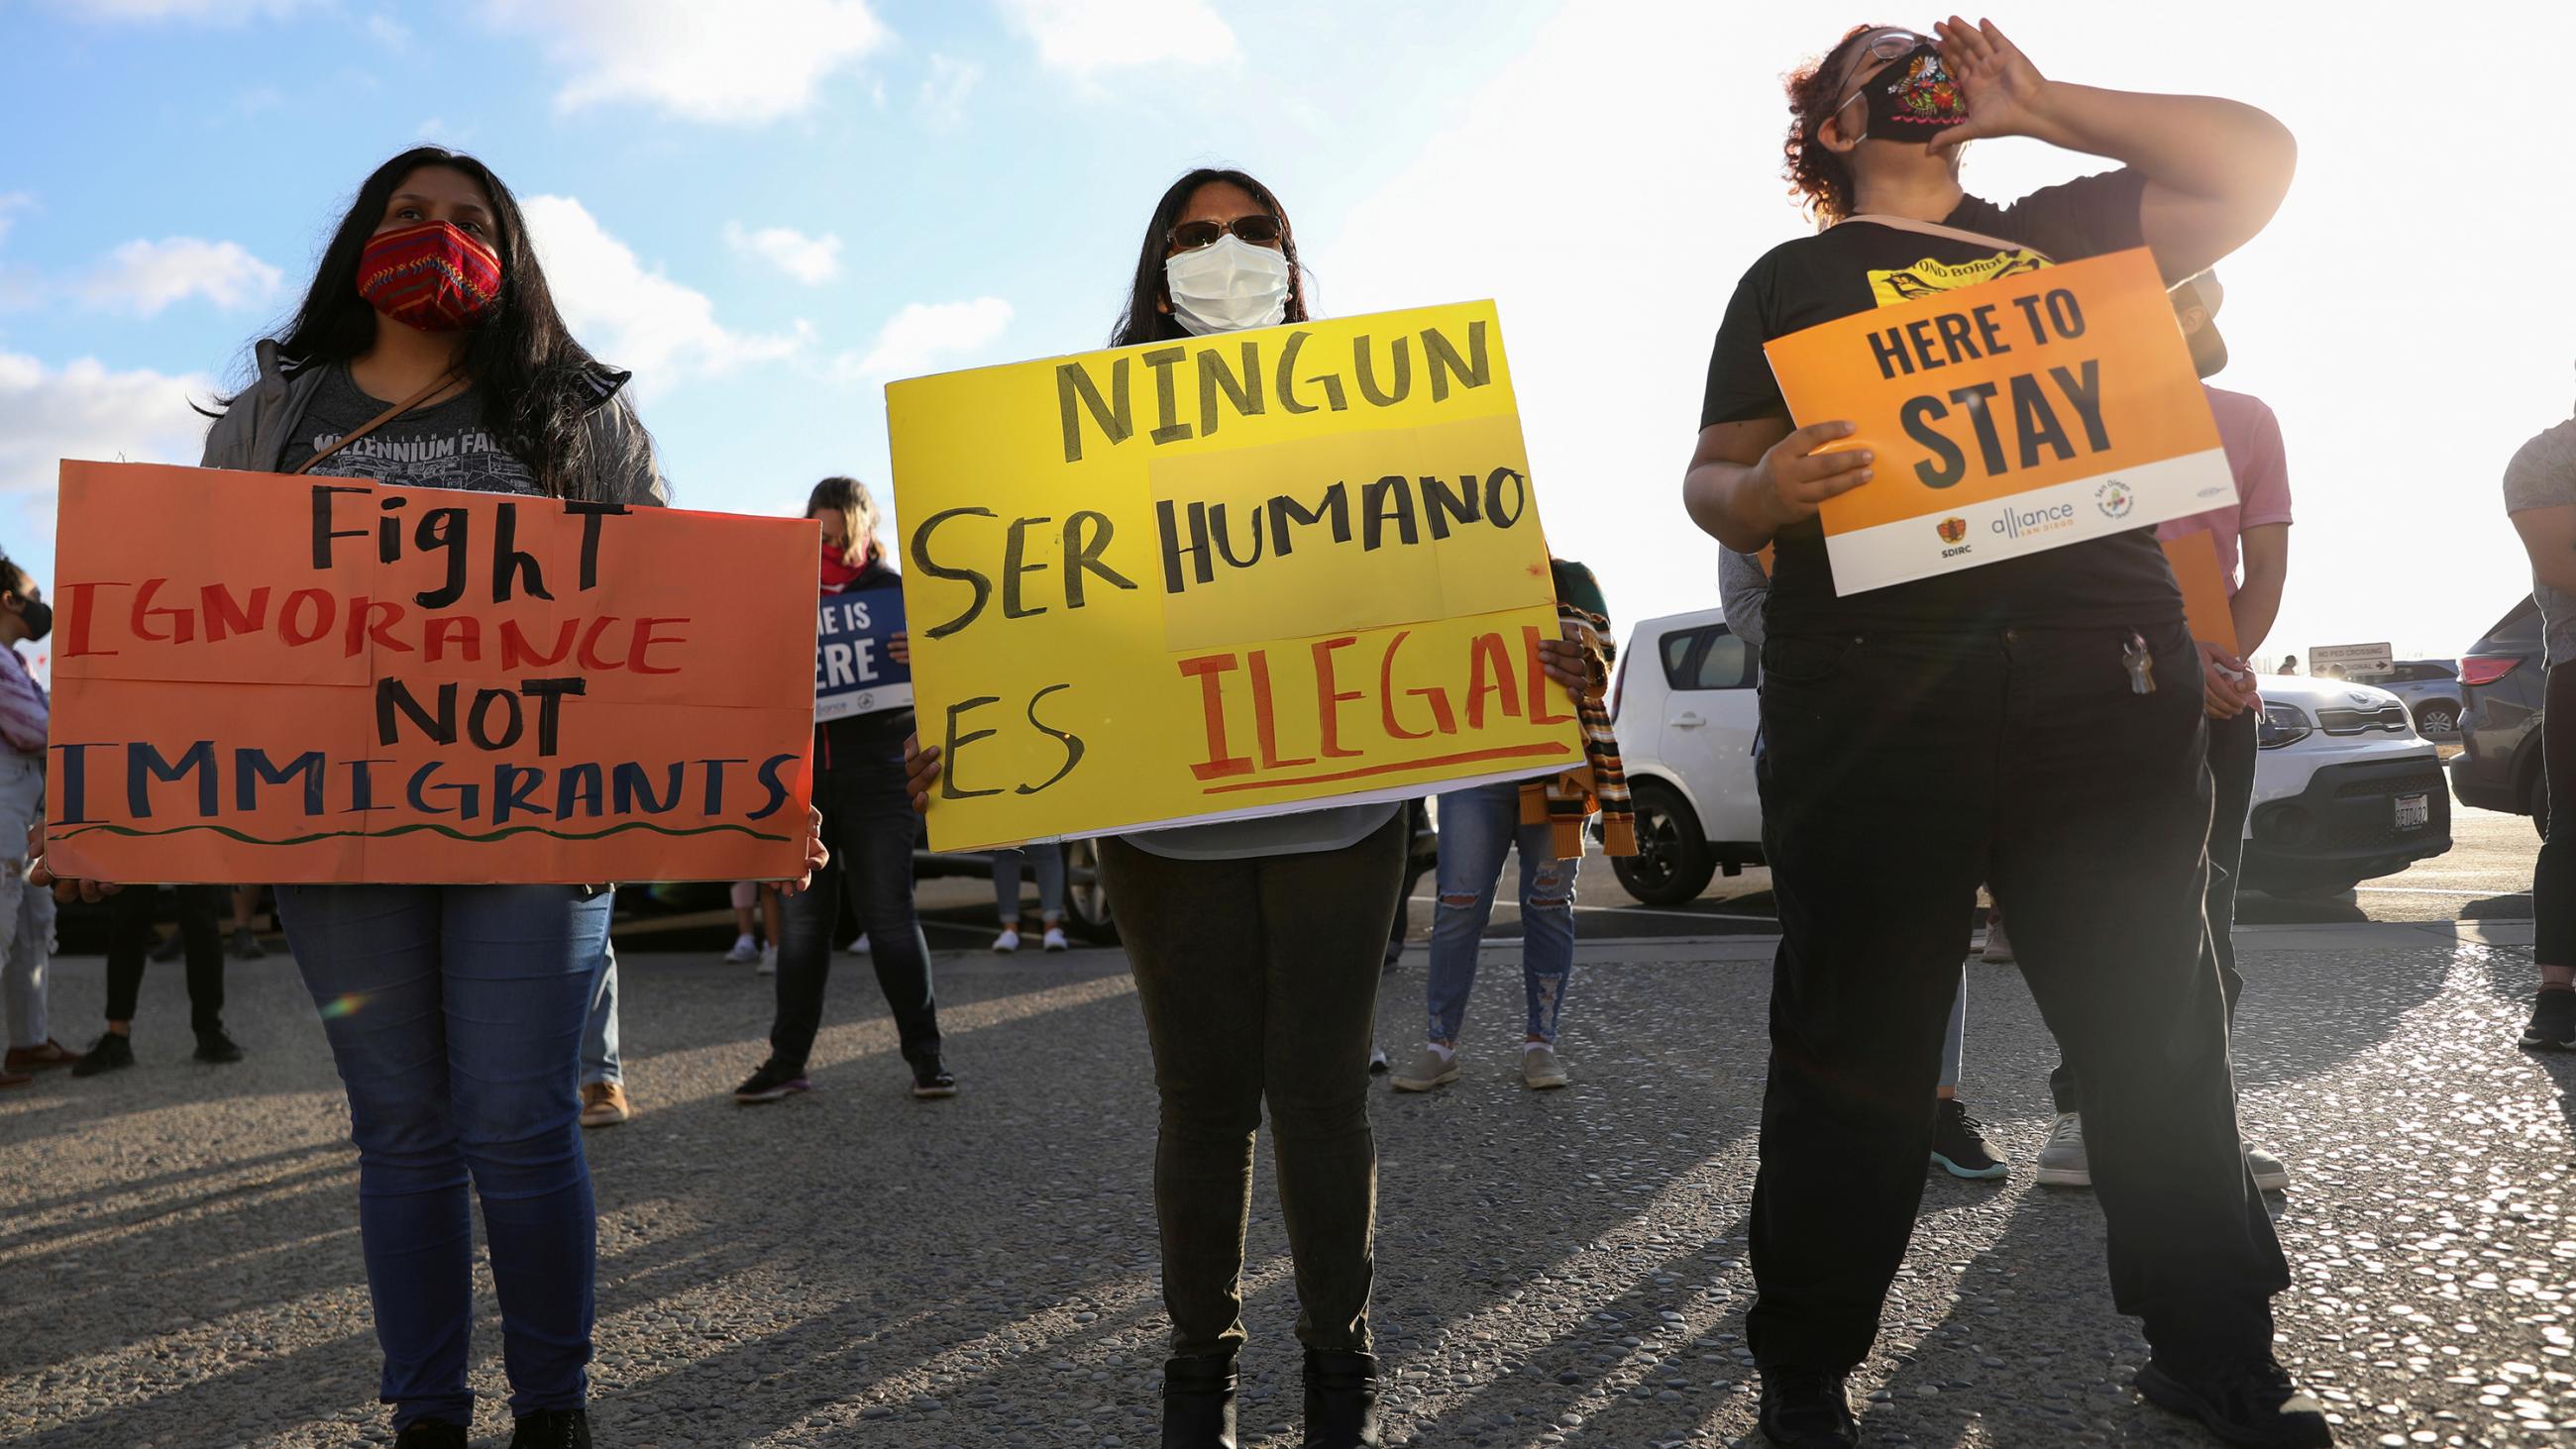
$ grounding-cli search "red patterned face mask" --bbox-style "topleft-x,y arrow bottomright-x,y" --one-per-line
356,220 -> 503,333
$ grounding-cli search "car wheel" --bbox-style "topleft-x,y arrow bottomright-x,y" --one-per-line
1610,780 -> 1718,907
2414,701 -> 2459,738
1060,838 -> 1120,945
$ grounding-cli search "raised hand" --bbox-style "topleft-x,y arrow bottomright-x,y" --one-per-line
1931,16 -> 2047,152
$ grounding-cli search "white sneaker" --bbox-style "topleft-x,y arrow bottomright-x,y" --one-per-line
993,928 -> 1021,954
1522,1043 -> 1570,1089
2246,1142 -> 2290,1192
1389,1046 -> 1459,1092
849,933 -> 870,956
2035,1111 -> 2091,1188
722,933 -> 760,965
757,944 -> 778,977
1041,926 -> 1069,953
1980,916 -> 2015,964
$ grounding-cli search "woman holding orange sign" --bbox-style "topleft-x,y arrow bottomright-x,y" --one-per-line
1679,19 -> 2321,1449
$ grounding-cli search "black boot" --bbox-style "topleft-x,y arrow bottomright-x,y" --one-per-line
1161,1354 -> 1238,1449
1302,1348 -> 1381,1448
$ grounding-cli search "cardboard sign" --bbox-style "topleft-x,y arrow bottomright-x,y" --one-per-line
46,461 -> 817,884
1764,247 -> 2232,595
814,584 -> 912,722
886,300 -> 1583,851
2160,530 -> 2240,656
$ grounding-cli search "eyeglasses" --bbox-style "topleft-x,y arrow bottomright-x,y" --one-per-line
1831,29 -> 1935,120
1168,215 -> 1285,252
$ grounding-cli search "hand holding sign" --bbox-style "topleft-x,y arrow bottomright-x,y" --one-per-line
1749,421 -> 1876,532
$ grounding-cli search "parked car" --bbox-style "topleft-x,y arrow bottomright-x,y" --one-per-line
2450,596 -> 2548,833
2374,659 -> 2465,738
1605,607 -> 1763,905
2241,673 -> 2453,894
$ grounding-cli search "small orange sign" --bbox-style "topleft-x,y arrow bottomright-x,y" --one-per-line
2159,529 -> 2240,657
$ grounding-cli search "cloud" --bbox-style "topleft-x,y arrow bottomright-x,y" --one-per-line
996,0 -> 1238,74
722,221 -> 844,286
836,298 -> 1014,381
0,352 -> 215,501
0,195 -> 31,248
76,238 -> 282,317
481,0 -> 891,123
521,195 -> 805,394
368,13 -> 411,48
918,53 -> 981,128
52,0 -> 312,19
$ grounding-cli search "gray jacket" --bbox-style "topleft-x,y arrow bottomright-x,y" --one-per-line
199,339 -> 670,507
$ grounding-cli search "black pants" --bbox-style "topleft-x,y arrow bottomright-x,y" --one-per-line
105,885 -> 226,1032
770,713 -> 941,1071
1748,623 -> 2289,1374
2050,705 -> 2257,1111
2536,664 -> 2576,966
1099,811 -> 1407,1361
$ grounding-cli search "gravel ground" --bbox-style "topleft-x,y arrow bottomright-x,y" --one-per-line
3,925 -> 2572,1448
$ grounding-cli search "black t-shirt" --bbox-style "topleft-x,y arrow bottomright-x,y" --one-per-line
1699,168 -> 2182,636
280,364 -> 542,495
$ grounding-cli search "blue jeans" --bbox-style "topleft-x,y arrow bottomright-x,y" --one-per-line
277,884 -> 613,1429
1424,779 -> 1579,1044
994,846 -> 1066,923
581,943 -> 619,1087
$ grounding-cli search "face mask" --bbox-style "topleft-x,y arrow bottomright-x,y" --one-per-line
1858,43 -> 1970,142
14,598 -> 50,642
357,220 -> 503,333
820,541 -> 865,589
1164,235 -> 1290,336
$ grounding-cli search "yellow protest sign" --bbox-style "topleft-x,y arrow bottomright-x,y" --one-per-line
886,301 -> 1582,851
1763,247 -> 2231,595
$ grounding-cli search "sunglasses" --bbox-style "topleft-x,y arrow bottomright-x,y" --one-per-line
1168,215 -> 1285,252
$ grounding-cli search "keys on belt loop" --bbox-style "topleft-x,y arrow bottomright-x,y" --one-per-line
2122,631 -> 2156,695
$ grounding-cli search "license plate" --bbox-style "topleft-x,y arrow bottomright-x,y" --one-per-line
2394,792 -> 2429,830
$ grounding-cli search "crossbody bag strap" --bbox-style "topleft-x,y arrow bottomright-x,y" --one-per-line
290,369 -> 462,476
1835,212 -> 2056,264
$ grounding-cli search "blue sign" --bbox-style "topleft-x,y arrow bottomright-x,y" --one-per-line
814,584 -> 912,721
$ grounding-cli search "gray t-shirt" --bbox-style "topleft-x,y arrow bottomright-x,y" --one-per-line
1718,549 -> 1771,651
280,365 -> 542,495
2505,419 -> 2576,668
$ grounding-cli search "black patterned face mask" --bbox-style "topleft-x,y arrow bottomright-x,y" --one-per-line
1859,43 -> 1970,141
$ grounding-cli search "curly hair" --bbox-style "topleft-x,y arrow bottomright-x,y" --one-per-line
1783,25 -> 1892,227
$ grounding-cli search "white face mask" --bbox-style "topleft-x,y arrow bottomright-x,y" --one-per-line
1164,234 -> 1290,336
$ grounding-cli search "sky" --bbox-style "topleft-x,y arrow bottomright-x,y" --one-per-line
1,0 -> 2565,671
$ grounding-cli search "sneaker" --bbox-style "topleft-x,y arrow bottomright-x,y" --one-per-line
2522,988 -> 2576,1050
850,933 -> 871,955
1931,1097 -> 2007,1180
2246,1143 -> 2290,1192
4,1038 -> 80,1072
392,1421 -> 470,1449
757,944 -> 778,977
2135,1354 -> 2331,1448
193,1028 -> 245,1064
733,1059 -> 810,1103
69,1032 -> 136,1078
579,1081 -> 631,1127
1368,1046 -> 1389,1075
993,927 -> 1021,953
1042,926 -> 1070,953
911,1058 -> 959,1098
1980,913 -> 2014,964
2035,1111 -> 2091,1188
227,927 -> 267,960
1757,1367 -> 1859,1449
1388,1046 -> 1458,1092
149,931 -> 184,964
505,1407 -> 591,1448
721,933 -> 761,965
1522,1043 -> 1570,1089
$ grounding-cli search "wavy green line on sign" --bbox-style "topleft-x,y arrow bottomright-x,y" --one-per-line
47,822 -> 797,848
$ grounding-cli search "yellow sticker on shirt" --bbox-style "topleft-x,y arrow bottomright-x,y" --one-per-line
1867,249 -> 2052,306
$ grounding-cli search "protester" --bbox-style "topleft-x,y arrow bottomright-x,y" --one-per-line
0,561 -> 69,1089
723,880 -> 782,972
28,146 -> 822,1449
579,943 -> 629,1127
1681,23 -> 2320,1448
2279,654 -> 2300,675
991,846 -> 1069,953
2506,398 -> 2576,1051
1391,559 -> 1632,1094
733,476 -> 952,1104
905,166 -> 1599,1449
71,885 -> 241,1076
1722,548 -> 2005,1182
2038,269 -> 2294,1191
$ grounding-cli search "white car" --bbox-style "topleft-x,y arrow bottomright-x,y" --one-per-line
1606,608 -> 2451,905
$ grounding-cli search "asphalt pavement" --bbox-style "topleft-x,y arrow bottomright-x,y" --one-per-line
5,912 -> 2573,1447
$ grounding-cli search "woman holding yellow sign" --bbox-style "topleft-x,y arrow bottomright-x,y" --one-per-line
1678,19 -> 2322,1449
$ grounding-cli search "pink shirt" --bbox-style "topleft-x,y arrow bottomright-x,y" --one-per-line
0,645 -> 47,756
2156,384 -> 2292,595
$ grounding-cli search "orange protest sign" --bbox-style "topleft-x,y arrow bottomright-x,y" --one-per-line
45,461 -> 818,884
1763,247 -> 2231,595
2160,530 -> 2240,657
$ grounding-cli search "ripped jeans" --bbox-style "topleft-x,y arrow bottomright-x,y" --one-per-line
1425,779 -> 1578,1044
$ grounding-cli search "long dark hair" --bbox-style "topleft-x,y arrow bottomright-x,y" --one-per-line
224,147 -> 634,501
1110,167 -> 1309,349
1784,26 -> 1889,226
